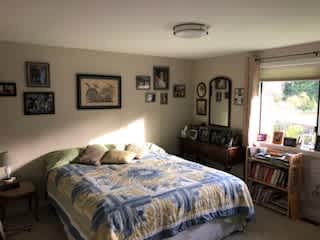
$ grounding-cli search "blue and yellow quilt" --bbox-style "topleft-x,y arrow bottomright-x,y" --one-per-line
47,152 -> 254,240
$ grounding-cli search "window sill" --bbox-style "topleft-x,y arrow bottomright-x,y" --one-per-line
256,142 -> 320,158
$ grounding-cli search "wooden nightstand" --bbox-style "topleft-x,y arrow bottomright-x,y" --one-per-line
0,181 -> 39,222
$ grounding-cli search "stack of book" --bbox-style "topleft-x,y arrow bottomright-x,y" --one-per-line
254,152 -> 290,168
250,184 -> 278,202
249,183 -> 288,210
250,163 -> 288,188
270,196 -> 288,210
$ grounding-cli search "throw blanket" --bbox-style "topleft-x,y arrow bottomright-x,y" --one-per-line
47,152 -> 254,240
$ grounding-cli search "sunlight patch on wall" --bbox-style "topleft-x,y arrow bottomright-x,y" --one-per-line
248,96 -> 260,145
89,119 -> 145,145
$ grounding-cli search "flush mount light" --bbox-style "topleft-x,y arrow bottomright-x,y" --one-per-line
173,23 -> 210,39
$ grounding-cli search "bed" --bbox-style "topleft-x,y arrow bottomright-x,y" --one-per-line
46,146 -> 254,240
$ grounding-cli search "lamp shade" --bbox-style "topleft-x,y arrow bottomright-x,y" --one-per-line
0,151 -> 9,167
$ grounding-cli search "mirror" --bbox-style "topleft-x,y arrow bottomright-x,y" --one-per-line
209,76 -> 231,127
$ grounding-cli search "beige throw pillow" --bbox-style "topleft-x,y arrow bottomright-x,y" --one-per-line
101,150 -> 136,164
125,144 -> 146,159
72,144 -> 108,166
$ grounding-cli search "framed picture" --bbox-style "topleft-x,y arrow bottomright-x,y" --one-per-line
216,92 -> 222,102
77,74 -> 121,109
196,99 -> 207,115
153,66 -> 169,90
315,136 -> 320,151
136,75 -> 151,90
283,137 -> 297,147
197,82 -> 206,97
24,92 -> 55,115
173,84 -> 186,98
25,62 -> 50,87
215,78 -> 226,90
145,92 -> 156,103
272,131 -> 284,144
234,88 -> 244,105
188,129 -> 198,141
199,127 -> 210,143
0,82 -> 16,97
160,92 -> 168,104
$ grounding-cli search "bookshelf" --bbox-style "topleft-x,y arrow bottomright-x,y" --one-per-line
245,147 -> 303,220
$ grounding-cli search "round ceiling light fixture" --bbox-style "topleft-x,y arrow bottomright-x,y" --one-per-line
173,23 -> 210,39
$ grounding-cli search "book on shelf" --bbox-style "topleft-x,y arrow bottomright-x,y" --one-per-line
253,152 -> 289,167
249,163 -> 288,188
249,183 -> 288,209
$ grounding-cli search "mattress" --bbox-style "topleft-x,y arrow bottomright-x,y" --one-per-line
47,152 -> 254,240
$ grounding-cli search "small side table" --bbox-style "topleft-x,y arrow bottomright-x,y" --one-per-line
0,181 -> 39,222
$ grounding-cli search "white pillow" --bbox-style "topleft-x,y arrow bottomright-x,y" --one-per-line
101,150 -> 136,164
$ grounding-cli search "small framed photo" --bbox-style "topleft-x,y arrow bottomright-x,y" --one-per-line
136,75 -> 151,90
315,136 -> 320,151
24,92 -> 55,115
234,88 -> 244,105
77,74 -> 121,109
196,99 -> 207,115
188,129 -> 198,141
197,82 -> 206,98
25,62 -> 50,87
160,92 -> 168,104
272,131 -> 284,145
216,92 -> 222,102
153,66 -> 169,90
0,82 -> 16,97
173,84 -> 186,98
145,92 -> 156,103
215,78 -> 226,90
283,137 -> 297,147
199,127 -> 210,143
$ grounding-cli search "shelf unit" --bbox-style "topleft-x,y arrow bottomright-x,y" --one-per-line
245,147 -> 303,220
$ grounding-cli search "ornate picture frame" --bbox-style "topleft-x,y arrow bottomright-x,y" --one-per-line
196,82 -> 206,97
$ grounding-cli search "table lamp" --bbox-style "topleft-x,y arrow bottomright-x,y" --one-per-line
0,151 -> 11,180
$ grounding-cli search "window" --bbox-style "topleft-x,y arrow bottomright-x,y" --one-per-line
260,80 -> 319,150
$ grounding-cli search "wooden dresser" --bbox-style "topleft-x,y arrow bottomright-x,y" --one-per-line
178,137 -> 244,171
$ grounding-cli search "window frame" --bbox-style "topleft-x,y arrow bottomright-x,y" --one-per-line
258,80 -> 320,145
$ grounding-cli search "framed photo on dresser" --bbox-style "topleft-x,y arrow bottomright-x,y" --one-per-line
198,127 -> 210,142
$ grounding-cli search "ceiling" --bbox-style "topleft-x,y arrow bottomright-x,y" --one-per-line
1,0 -> 320,59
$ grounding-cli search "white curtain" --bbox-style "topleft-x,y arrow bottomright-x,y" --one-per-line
243,57 -> 260,146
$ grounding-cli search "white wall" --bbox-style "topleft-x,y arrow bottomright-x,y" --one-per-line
193,53 -> 249,130
0,42 -> 194,191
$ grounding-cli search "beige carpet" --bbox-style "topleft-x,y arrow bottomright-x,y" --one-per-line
4,205 -> 319,240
